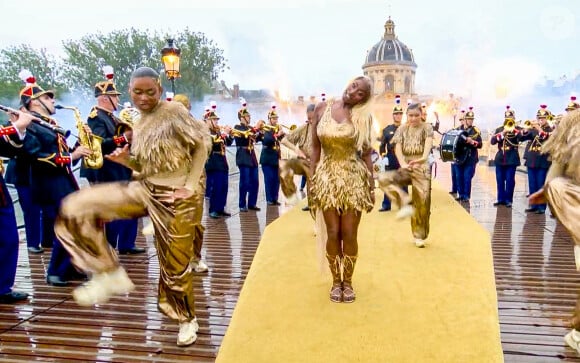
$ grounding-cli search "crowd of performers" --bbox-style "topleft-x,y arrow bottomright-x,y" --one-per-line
2,68 -> 580,352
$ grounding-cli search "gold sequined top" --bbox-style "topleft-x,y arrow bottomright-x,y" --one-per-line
392,122 -> 434,160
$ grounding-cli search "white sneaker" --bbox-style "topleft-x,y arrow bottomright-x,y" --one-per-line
72,267 -> 135,307
142,221 -> 154,236
194,260 -> 209,273
72,273 -> 112,306
396,205 -> 414,220
177,317 -> 199,347
565,329 -> 580,353
574,246 -> 580,271
107,267 -> 135,295
414,238 -> 426,248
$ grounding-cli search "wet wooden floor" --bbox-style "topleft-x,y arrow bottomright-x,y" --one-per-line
1,164 -> 579,362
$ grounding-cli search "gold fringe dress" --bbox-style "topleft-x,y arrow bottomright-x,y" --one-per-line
310,103 -> 373,214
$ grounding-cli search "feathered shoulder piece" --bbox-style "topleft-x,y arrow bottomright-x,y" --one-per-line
131,101 -> 210,176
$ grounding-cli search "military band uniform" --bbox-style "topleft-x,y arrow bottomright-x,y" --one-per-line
83,105 -> 140,253
520,123 -> 553,213
206,128 -> 233,217
0,124 -> 29,303
260,127 -> 283,205
22,111 -> 81,285
449,124 -> 465,197
4,152 -> 45,252
490,126 -> 521,207
234,124 -> 262,211
456,123 -> 482,201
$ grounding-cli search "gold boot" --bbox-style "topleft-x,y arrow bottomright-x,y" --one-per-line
326,253 -> 342,303
342,254 -> 358,303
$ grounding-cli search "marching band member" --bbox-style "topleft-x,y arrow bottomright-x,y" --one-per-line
449,110 -> 465,198
0,109 -> 34,303
527,110 -> 580,353
378,95 -> 405,212
455,107 -> 482,203
310,76 -> 375,303
54,67 -> 212,346
520,105 -> 554,214
83,66 -> 143,254
490,105 -> 522,208
205,109 -> 233,219
378,102 -> 435,248
233,100 -> 263,212
18,70 -> 92,286
260,105 -> 284,206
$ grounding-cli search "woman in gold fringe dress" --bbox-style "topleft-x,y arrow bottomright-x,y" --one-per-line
310,76 -> 375,303
528,110 -> 580,353
377,103 -> 434,248
54,67 -> 211,347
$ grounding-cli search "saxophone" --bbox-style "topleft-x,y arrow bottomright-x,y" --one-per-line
55,105 -> 103,169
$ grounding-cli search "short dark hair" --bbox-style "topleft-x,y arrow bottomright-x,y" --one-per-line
407,102 -> 421,112
130,67 -> 160,81
306,104 -> 316,112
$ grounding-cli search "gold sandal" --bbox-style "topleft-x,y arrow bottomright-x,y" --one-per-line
329,283 -> 343,303
342,283 -> 355,303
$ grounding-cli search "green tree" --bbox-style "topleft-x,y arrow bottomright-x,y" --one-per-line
61,28 -> 227,101
0,45 -> 67,104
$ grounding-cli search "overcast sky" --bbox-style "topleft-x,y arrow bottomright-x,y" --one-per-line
0,0 -> 578,107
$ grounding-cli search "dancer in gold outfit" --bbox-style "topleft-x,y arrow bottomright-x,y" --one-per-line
377,103 -> 434,248
310,76 -> 375,303
528,110 -> 580,353
54,67 -> 211,347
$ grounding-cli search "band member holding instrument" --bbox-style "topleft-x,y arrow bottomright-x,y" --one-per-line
566,96 -> 580,113
378,103 -> 434,248
520,105 -> 554,214
455,107 -> 482,203
490,105 -> 522,208
233,100 -> 263,212
205,109 -> 233,219
527,110 -> 580,353
310,76 -> 375,303
83,66 -> 144,254
18,70 -> 92,287
378,95 -> 405,212
0,109 -> 34,304
449,110 -> 465,198
55,67 -> 212,346
260,105 -> 284,206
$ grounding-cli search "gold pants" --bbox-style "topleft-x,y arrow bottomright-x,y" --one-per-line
193,172 -> 206,261
545,177 -> 580,329
279,158 -> 310,198
378,164 -> 432,239
55,180 -> 199,322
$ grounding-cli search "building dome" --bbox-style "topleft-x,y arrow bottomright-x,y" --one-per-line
362,17 -> 417,97
364,18 -> 416,66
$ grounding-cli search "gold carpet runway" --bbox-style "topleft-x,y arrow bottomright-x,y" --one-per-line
216,182 -> 503,362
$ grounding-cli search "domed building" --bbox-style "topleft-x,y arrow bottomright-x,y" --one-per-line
363,17 -> 418,127
363,17 -> 417,97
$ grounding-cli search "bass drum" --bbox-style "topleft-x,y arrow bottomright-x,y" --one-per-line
440,130 -> 470,164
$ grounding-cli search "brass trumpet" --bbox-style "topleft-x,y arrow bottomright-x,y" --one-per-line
230,128 -> 255,138
503,118 -> 516,133
281,124 -> 297,131
521,120 -> 538,130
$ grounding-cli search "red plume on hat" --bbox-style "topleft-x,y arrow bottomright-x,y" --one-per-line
102,65 -> 114,80
237,97 -> 250,119
268,103 -> 278,119
19,69 -> 36,86
210,101 -> 217,111
321,93 -> 326,102
18,69 -> 54,105
165,91 -> 174,101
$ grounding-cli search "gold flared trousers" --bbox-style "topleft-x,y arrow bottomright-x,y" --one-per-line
545,177 -> 580,330
378,164 -> 432,239
279,158 -> 310,198
55,180 -> 200,322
